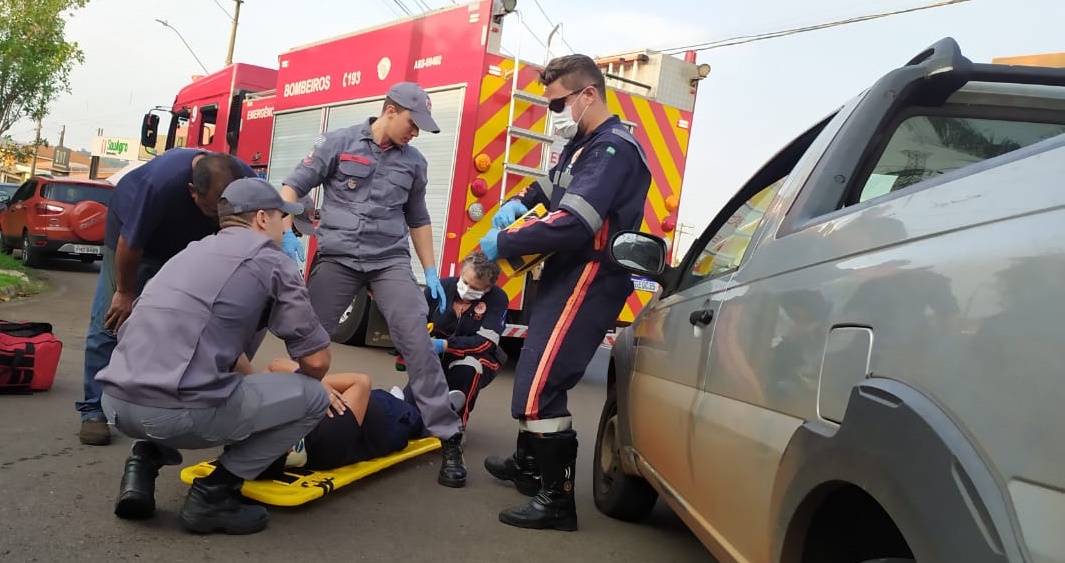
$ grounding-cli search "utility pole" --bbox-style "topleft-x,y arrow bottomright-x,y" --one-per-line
58,125 -> 65,147
28,118 -> 42,178
224,0 -> 243,66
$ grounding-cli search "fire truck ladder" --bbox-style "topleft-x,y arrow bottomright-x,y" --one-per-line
499,14 -> 561,200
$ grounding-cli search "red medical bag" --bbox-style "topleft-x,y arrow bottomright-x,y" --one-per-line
0,320 -> 62,392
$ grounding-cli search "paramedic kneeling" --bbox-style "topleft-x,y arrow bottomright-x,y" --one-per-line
97,177 -> 341,535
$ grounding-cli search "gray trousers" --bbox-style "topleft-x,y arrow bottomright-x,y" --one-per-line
101,372 -> 329,480
308,259 -> 462,439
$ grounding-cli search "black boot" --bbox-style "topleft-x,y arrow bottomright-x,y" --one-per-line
114,441 -> 183,520
498,430 -> 578,531
179,469 -> 268,535
438,433 -> 467,488
484,430 -> 540,496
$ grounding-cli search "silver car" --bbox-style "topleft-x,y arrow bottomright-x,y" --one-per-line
598,38 -> 1065,563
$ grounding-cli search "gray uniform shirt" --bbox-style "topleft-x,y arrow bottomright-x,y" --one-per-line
97,227 -> 331,409
283,118 -> 432,271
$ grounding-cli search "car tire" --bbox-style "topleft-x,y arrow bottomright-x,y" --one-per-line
21,231 -> 42,268
331,288 -> 370,346
593,386 -> 658,522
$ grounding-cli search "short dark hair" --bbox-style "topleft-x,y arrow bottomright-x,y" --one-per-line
217,207 -> 260,229
381,96 -> 409,114
191,153 -> 244,196
540,54 -> 606,101
463,251 -> 501,285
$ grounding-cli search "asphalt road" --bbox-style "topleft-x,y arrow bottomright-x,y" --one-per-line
0,261 -> 712,562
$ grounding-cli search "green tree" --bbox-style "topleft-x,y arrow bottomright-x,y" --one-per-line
0,0 -> 87,139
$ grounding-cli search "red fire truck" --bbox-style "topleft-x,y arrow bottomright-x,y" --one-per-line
141,0 -> 708,351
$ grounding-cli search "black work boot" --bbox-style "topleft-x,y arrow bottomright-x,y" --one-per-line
179,472 -> 268,535
114,441 -> 183,520
498,430 -> 578,531
438,433 -> 467,488
484,430 -> 540,496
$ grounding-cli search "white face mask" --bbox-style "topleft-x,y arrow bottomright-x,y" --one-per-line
457,278 -> 485,301
552,96 -> 590,140
552,104 -> 579,140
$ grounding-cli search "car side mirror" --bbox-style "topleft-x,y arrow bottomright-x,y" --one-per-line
609,231 -> 668,277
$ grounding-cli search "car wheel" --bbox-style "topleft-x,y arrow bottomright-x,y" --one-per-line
331,287 -> 370,346
21,231 -> 42,268
593,386 -> 658,522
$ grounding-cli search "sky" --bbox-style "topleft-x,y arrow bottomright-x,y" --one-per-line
16,0 -> 1065,254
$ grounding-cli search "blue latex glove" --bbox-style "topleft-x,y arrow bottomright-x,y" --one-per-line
281,230 -> 305,262
424,267 -> 446,313
491,200 -> 529,229
431,338 -> 447,355
479,228 -> 500,260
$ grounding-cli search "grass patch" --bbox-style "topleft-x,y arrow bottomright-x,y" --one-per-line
0,252 -> 49,300
0,252 -> 26,272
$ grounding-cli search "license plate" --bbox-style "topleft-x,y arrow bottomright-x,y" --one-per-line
73,245 -> 101,255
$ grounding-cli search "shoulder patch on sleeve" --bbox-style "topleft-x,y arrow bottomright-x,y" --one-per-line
605,146 -> 616,156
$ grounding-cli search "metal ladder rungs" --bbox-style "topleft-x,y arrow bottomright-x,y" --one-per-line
504,163 -> 549,178
509,126 -> 557,145
512,89 -> 548,106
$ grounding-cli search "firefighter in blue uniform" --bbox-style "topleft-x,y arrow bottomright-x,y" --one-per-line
278,82 -> 467,488
478,55 -> 651,531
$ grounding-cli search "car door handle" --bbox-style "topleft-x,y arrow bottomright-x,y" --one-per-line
688,308 -> 713,327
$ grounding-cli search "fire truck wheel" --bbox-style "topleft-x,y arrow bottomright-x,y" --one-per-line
332,288 -> 370,346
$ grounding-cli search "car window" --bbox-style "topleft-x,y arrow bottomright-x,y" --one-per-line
857,115 -> 1065,203
41,183 -> 113,206
11,181 -> 36,204
678,177 -> 785,291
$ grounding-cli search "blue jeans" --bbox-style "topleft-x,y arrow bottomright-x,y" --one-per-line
76,247 -> 162,422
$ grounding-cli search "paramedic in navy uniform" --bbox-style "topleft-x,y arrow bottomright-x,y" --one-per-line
76,149 -> 254,446
478,55 -> 652,531
422,251 -> 509,428
277,82 -> 467,488
97,177 -> 341,535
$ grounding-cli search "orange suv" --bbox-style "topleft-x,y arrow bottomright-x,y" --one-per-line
0,175 -> 113,267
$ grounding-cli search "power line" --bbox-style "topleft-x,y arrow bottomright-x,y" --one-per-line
529,0 -> 575,54
660,0 -> 975,54
392,0 -> 412,15
377,0 -> 403,17
210,0 -> 232,20
410,0 -> 433,12
518,17 -> 548,51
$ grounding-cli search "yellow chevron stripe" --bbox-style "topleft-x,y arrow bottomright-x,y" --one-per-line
661,105 -> 691,153
606,91 -> 670,229
629,96 -> 683,194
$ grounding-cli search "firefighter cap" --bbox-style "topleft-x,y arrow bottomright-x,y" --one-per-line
219,177 -> 304,217
387,82 -> 441,134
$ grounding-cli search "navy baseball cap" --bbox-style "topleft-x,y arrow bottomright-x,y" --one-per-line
387,82 -> 440,134
219,177 -> 304,217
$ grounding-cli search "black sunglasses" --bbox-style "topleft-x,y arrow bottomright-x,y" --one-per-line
547,86 -> 590,113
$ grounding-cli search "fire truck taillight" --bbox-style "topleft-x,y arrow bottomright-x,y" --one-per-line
662,216 -> 677,233
468,202 -> 485,222
474,153 -> 491,173
470,178 -> 488,198
665,195 -> 679,213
